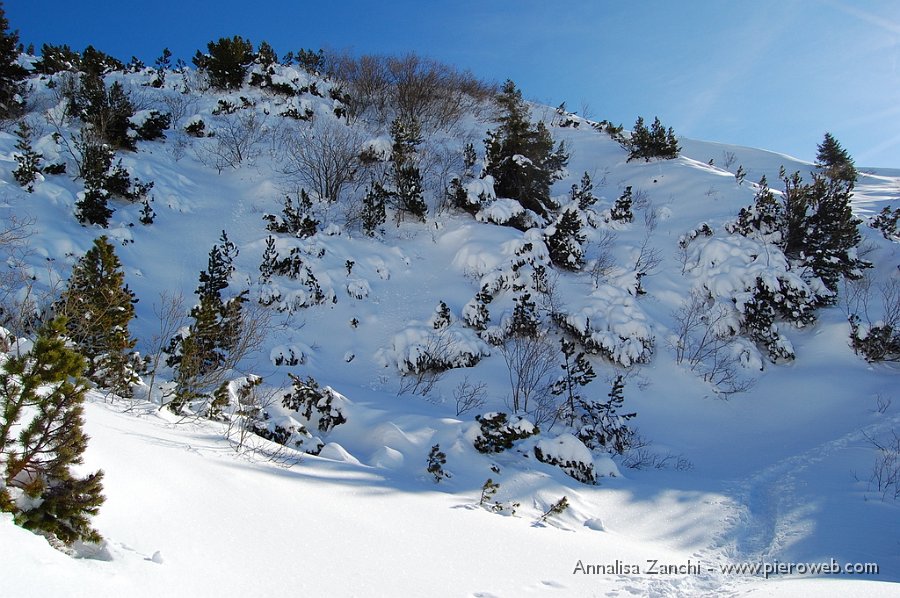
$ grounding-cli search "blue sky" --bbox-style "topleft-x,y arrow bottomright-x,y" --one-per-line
9,0 -> 900,167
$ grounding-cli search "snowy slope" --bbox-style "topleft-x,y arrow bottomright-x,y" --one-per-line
1,60 -> 899,596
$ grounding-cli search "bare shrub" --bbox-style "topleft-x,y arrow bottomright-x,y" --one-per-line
865,429 -> 900,501
160,92 -> 199,126
454,376 -> 487,416
281,119 -> 362,203
200,110 -> 269,172
631,187 -> 651,211
144,291 -> 188,408
722,150 -> 737,170
0,213 -> 41,336
671,289 -> 755,396
589,229 -> 618,288
499,331 -> 557,414
326,50 -> 495,132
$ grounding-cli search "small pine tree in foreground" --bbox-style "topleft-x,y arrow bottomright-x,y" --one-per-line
0,318 -> 105,545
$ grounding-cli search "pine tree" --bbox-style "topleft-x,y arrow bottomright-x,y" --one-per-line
362,183 -> 388,236
264,190 -> 318,238
509,292 -> 540,338
0,3 -> 26,119
59,237 -> 139,397
779,169 -> 867,298
804,174 -> 867,296
610,186 -> 634,222
626,116 -> 679,161
551,339 -> 596,427
151,47 -> 171,87
254,41 -> 278,69
390,117 -> 427,221
75,137 -> 114,227
426,444 -> 449,483
33,43 -> 80,75
193,36 -> 254,90
571,172 -> 597,210
0,318 -> 105,545
168,231 -> 247,413
741,279 -> 796,361
463,142 -> 477,178
545,207 -> 585,270
259,235 -> 278,283
484,80 -> 568,218
432,301 -> 452,330
816,132 -> 857,184
69,70 -> 136,150
139,198 -> 155,225
730,175 -> 781,238
576,375 -> 636,454
12,121 -> 42,192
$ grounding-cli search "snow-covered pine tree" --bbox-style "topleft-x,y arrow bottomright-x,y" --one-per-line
258,235 -> 278,283
729,175 -> 782,239
483,80 -> 568,219
545,206 -> 586,270
803,173 -> 867,297
509,291 -> 540,338
59,236 -> 139,398
780,168 -> 868,299
741,279 -> 795,361
432,301 -> 452,330
68,68 -> 136,151
426,444 -> 449,483
139,198 -> 155,225
151,47 -> 171,88
264,190 -> 319,238
463,142 -> 477,178
0,318 -> 105,545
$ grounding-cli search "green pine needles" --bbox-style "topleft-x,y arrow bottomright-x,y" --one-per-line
0,318 -> 105,545
59,236 -> 139,398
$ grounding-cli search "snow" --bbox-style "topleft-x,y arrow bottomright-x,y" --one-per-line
476,197 -> 525,226
1,56 -> 899,597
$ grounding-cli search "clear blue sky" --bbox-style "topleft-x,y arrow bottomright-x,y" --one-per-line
8,0 -> 900,167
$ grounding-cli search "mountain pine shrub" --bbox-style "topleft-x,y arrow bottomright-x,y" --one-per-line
0,318 -> 105,545
58,236 -> 140,397
484,80 -> 568,218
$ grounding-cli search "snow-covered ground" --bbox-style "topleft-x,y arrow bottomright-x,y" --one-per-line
1,60 -> 899,596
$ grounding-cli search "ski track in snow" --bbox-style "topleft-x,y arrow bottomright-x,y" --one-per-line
723,410 -> 900,570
